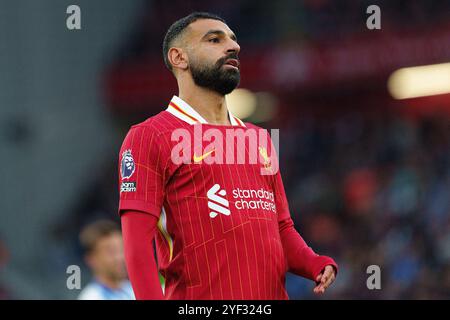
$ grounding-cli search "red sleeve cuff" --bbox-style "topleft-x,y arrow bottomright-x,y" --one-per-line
118,199 -> 161,219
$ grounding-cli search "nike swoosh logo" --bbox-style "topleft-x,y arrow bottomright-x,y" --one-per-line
193,149 -> 215,163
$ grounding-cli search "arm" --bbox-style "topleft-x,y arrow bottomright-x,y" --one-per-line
117,126 -> 171,299
267,135 -> 337,292
279,217 -> 338,281
121,210 -> 164,300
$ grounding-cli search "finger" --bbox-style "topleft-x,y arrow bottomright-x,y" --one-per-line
314,285 -> 324,294
315,269 -> 335,294
313,284 -> 322,294
314,267 -> 335,294
321,267 -> 333,284
322,266 -> 334,283
316,273 -> 323,283
313,281 -> 325,294
322,273 -> 336,290
313,281 -> 322,292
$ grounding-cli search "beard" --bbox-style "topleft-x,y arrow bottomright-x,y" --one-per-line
189,53 -> 240,96
104,264 -> 127,283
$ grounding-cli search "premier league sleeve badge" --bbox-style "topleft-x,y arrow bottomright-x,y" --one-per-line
120,149 -> 136,180
120,149 -> 137,193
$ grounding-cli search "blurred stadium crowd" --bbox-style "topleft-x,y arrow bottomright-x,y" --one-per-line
281,112 -> 449,299
0,0 -> 449,299
117,0 -> 450,58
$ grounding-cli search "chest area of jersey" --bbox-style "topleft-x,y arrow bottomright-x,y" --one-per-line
166,126 -> 279,221
167,160 -> 278,222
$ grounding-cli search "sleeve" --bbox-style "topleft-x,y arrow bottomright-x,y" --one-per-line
118,125 -> 169,219
121,210 -> 164,300
273,158 -> 338,281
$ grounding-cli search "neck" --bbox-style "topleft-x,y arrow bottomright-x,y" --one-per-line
94,274 -> 121,290
178,79 -> 231,125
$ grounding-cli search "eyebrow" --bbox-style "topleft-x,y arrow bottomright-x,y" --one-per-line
201,29 -> 237,42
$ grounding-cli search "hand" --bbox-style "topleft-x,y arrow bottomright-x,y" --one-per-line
313,265 -> 336,294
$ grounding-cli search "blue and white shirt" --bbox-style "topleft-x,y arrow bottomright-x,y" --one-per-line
77,280 -> 135,300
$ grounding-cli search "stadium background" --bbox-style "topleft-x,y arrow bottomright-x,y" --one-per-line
0,0 -> 449,299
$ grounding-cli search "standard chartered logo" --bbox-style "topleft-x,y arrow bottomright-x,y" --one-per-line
207,184 -> 276,219
233,188 -> 276,213
207,184 -> 231,218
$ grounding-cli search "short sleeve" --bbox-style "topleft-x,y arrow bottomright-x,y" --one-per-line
118,125 -> 168,219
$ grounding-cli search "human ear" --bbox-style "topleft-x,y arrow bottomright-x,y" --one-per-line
168,47 -> 188,71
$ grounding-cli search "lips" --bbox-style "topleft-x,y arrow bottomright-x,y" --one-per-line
224,59 -> 240,69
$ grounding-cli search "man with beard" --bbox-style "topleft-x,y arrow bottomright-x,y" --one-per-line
118,12 -> 337,300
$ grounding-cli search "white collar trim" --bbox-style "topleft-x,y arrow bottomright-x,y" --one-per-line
166,95 -> 245,127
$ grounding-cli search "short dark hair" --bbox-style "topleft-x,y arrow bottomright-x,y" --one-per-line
162,12 -> 226,71
79,220 -> 120,254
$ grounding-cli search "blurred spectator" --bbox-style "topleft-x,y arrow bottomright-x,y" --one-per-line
77,220 -> 134,300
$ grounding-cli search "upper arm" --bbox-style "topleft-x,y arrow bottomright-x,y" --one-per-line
118,126 -> 170,219
121,210 -> 159,236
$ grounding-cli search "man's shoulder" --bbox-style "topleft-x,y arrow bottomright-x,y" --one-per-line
240,122 -> 272,136
121,111 -> 186,153
243,121 -> 264,131
120,281 -> 135,299
130,110 -> 178,135
77,282 -> 104,300
124,110 -> 188,141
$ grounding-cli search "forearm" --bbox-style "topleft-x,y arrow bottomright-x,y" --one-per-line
121,210 -> 164,300
279,217 -> 338,281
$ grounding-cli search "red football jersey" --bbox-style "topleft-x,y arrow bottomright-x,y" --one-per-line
118,96 -> 292,299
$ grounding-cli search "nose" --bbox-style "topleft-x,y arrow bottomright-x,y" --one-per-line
226,38 -> 240,55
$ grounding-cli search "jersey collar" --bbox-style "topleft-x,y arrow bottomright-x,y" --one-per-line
166,95 -> 245,127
